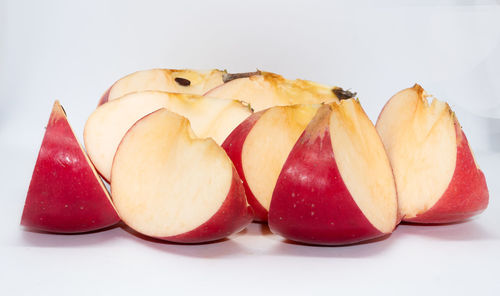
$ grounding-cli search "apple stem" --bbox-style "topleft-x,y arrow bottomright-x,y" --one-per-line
223,70 -> 262,83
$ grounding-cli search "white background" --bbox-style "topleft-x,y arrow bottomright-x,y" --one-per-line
1,0 -> 499,295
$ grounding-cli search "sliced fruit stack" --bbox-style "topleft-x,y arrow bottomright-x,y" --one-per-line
224,100 -> 399,244
21,68 -> 489,246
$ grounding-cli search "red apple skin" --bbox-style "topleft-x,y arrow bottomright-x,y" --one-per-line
222,111 -> 269,222
268,106 -> 384,245
159,168 -> 254,243
404,122 -> 489,223
21,102 -> 120,233
97,86 -> 112,106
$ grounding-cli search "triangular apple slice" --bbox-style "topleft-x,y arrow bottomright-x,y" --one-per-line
205,71 -> 349,111
268,101 -> 398,245
85,91 -> 252,182
376,84 -> 489,223
21,101 -> 120,233
111,109 -> 253,243
99,69 -> 225,105
222,104 -> 320,221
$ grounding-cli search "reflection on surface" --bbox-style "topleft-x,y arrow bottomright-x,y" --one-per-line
19,214 -> 496,259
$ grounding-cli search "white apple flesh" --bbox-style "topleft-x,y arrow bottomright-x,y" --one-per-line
110,109 -> 253,243
222,104 -> 321,221
99,69 -> 225,105
376,84 -> 489,223
84,91 -> 252,181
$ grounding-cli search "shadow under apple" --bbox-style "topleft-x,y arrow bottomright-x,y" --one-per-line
19,222 -> 123,248
269,232 -> 395,258
395,219 -> 497,241
119,224 -> 251,259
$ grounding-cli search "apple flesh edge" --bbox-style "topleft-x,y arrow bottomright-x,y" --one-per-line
222,111 -> 269,222
98,86 -> 112,106
403,120 -> 489,223
21,101 -> 120,233
268,106 -> 385,245
158,167 -> 254,243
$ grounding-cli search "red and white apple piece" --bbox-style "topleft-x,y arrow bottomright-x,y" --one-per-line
85,91 -> 252,182
21,101 -> 120,233
222,104 -> 320,221
111,109 -> 253,243
99,68 -> 226,105
205,71 -> 350,111
376,84 -> 489,223
268,101 -> 398,245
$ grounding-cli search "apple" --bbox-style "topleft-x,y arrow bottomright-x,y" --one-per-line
205,71 -> 352,111
85,91 -> 252,182
222,104 -> 321,221
110,108 -> 253,243
98,69 -> 226,105
268,101 -> 398,245
21,101 -> 120,233
376,84 -> 489,223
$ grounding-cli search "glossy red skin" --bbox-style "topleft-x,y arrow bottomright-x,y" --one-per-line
404,122 -> 489,223
222,111 -> 269,222
21,102 -> 120,233
268,106 -> 385,245
160,168 -> 254,243
97,86 -> 112,106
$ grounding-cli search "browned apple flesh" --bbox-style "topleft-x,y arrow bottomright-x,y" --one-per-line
100,69 -> 225,105
111,109 -> 252,242
84,91 -> 252,181
205,71 -> 344,111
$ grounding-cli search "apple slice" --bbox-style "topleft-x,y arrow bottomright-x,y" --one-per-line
111,109 -> 253,243
99,69 -> 226,105
205,71 -> 350,111
376,84 -> 489,223
268,101 -> 398,245
21,101 -> 120,233
85,91 -> 252,182
222,104 -> 320,221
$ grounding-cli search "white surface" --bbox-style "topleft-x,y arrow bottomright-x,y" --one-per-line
1,0 -> 499,295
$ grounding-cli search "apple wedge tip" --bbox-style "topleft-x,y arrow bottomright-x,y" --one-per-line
376,84 -> 489,223
269,101 -> 398,245
21,101 -> 120,233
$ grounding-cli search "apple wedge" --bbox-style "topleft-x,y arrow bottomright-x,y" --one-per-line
205,71 -> 351,111
84,91 -> 252,182
21,101 -> 120,233
111,109 -> 253,243
222,104 -> 320,221
268,101 -> 398,245
99,69 -> 226,105
376,84 -> 489,223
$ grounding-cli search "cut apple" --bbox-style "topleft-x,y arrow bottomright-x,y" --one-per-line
111,109 -> 253,243
21,101 -> 120,233
99,69 -> 226,105
85,91 -> 252,181
222,104 -> 320,221
205,71 -> 350,111
376,84 -> 489,223
268,101 -> 398,245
